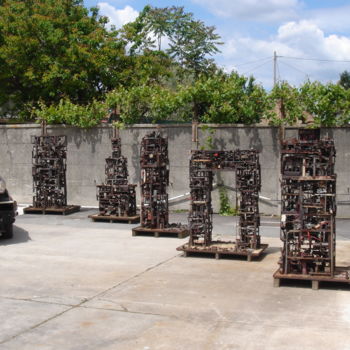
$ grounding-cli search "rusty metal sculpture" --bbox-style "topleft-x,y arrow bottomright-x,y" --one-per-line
31,135 -> 67,208
274,129 -> 350,289
24,122 -> 80,214
90,129 -> 139,223
132,131 -> 188,238
178,149 -> 267,260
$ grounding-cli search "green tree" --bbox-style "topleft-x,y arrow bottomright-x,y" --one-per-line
168,14 -> 221,76
300,81 -> 350,126
339,70 -> 350,90
121,5 -> 222,76
105,84 -> 180,124
101,71 -> 270,125
0,0 -> 126,117
177,72 -> 270,123
269,82 -> 305,125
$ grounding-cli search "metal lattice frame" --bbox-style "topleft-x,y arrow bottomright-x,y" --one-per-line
97,137 -> 137,217
140,131 -> 169,229
279,129 -> 336,276
31,135 -> 67,208
189,149 -> 261,250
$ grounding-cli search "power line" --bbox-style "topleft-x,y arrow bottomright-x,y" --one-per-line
241,58 -> 272,76
279,55 -> 350,63
233,56 -> 271,68
279,60 -> 311,80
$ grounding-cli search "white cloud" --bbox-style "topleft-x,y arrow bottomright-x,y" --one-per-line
219,20 -> 350,88
97,3 -> 138,28
192,0 -> 300,22
276,21 -> 350,60
309,5 -> 350,33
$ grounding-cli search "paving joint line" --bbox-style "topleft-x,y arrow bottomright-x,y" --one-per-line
0,296 -> 75,308
79,304 -> 176,319
79,253 -> 180,305
0,253 -> 179,345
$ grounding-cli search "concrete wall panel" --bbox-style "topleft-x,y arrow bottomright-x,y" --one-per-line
1,124 -> 349,216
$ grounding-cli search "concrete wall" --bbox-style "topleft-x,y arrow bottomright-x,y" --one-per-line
1,123 -> 350,216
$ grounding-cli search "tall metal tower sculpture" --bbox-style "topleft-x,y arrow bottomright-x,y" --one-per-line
274,129 -> 349,289
89,127 -> 139,223
132,131 -> 188,238
24,121 -> 80,215
177,149 -> 267,261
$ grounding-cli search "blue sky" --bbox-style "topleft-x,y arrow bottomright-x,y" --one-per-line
84,0 -> 350,89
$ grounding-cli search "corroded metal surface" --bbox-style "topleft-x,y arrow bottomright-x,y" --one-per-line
97,136 -> 137,217
279,129 -> 339,277
138,131 -> 187,236
31,135 -> 67,208
188,149 -> 261,251
139,131 -> 169,229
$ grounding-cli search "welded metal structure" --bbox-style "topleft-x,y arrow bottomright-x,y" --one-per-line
279,129 -> 337,276
274,129 -> 350,288
96,136 -> 137,217
139,131 -> 169,228
31,135 -> 68,208
187,150 -> 262,252
133,131 -> 188,238
24,121 -> 80,215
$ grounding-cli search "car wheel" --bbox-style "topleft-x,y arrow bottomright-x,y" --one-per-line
2,224 -> 13,239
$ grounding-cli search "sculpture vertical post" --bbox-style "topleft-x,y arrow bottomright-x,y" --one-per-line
24,121 -> 80,214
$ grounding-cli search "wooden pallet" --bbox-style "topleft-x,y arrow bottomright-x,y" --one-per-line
23,205 -> 81,215
177,242 -> 268,261
273,268 -> 350,290
88,214 -> 140,224
132,226 -> 189,238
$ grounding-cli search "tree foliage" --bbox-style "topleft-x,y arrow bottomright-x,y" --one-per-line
177,73 -> 270,124
269,82 -> 305,125
102,71 -> 270,125
300,81 -> 350,126
121,5 -> 222,76
105,85 -> 179,124
0,0 -> 125,115
339,70 -> 350,90
34,98 -> 106,127
269,81 -> 350,126
2,1 -> 350,128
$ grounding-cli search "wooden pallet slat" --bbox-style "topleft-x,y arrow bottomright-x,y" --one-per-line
273,268 -> 350,290
177,242 -> 268,261
23,205 -> 80,215
88,214 -> 140,224
132,226 -> 189,238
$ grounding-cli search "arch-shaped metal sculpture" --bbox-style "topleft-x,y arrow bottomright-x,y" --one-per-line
178,149 -> 268,261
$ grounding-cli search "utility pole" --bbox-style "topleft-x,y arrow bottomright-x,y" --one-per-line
273,51 -> 285,143
273,51 -> 277,87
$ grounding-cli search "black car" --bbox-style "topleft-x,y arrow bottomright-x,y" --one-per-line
0,176 -> 17,239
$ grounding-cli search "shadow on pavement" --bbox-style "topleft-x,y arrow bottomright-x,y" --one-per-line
0,225 -> 31,245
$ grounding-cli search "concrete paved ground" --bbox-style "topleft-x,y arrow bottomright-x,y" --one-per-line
1,209 -> 350,350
